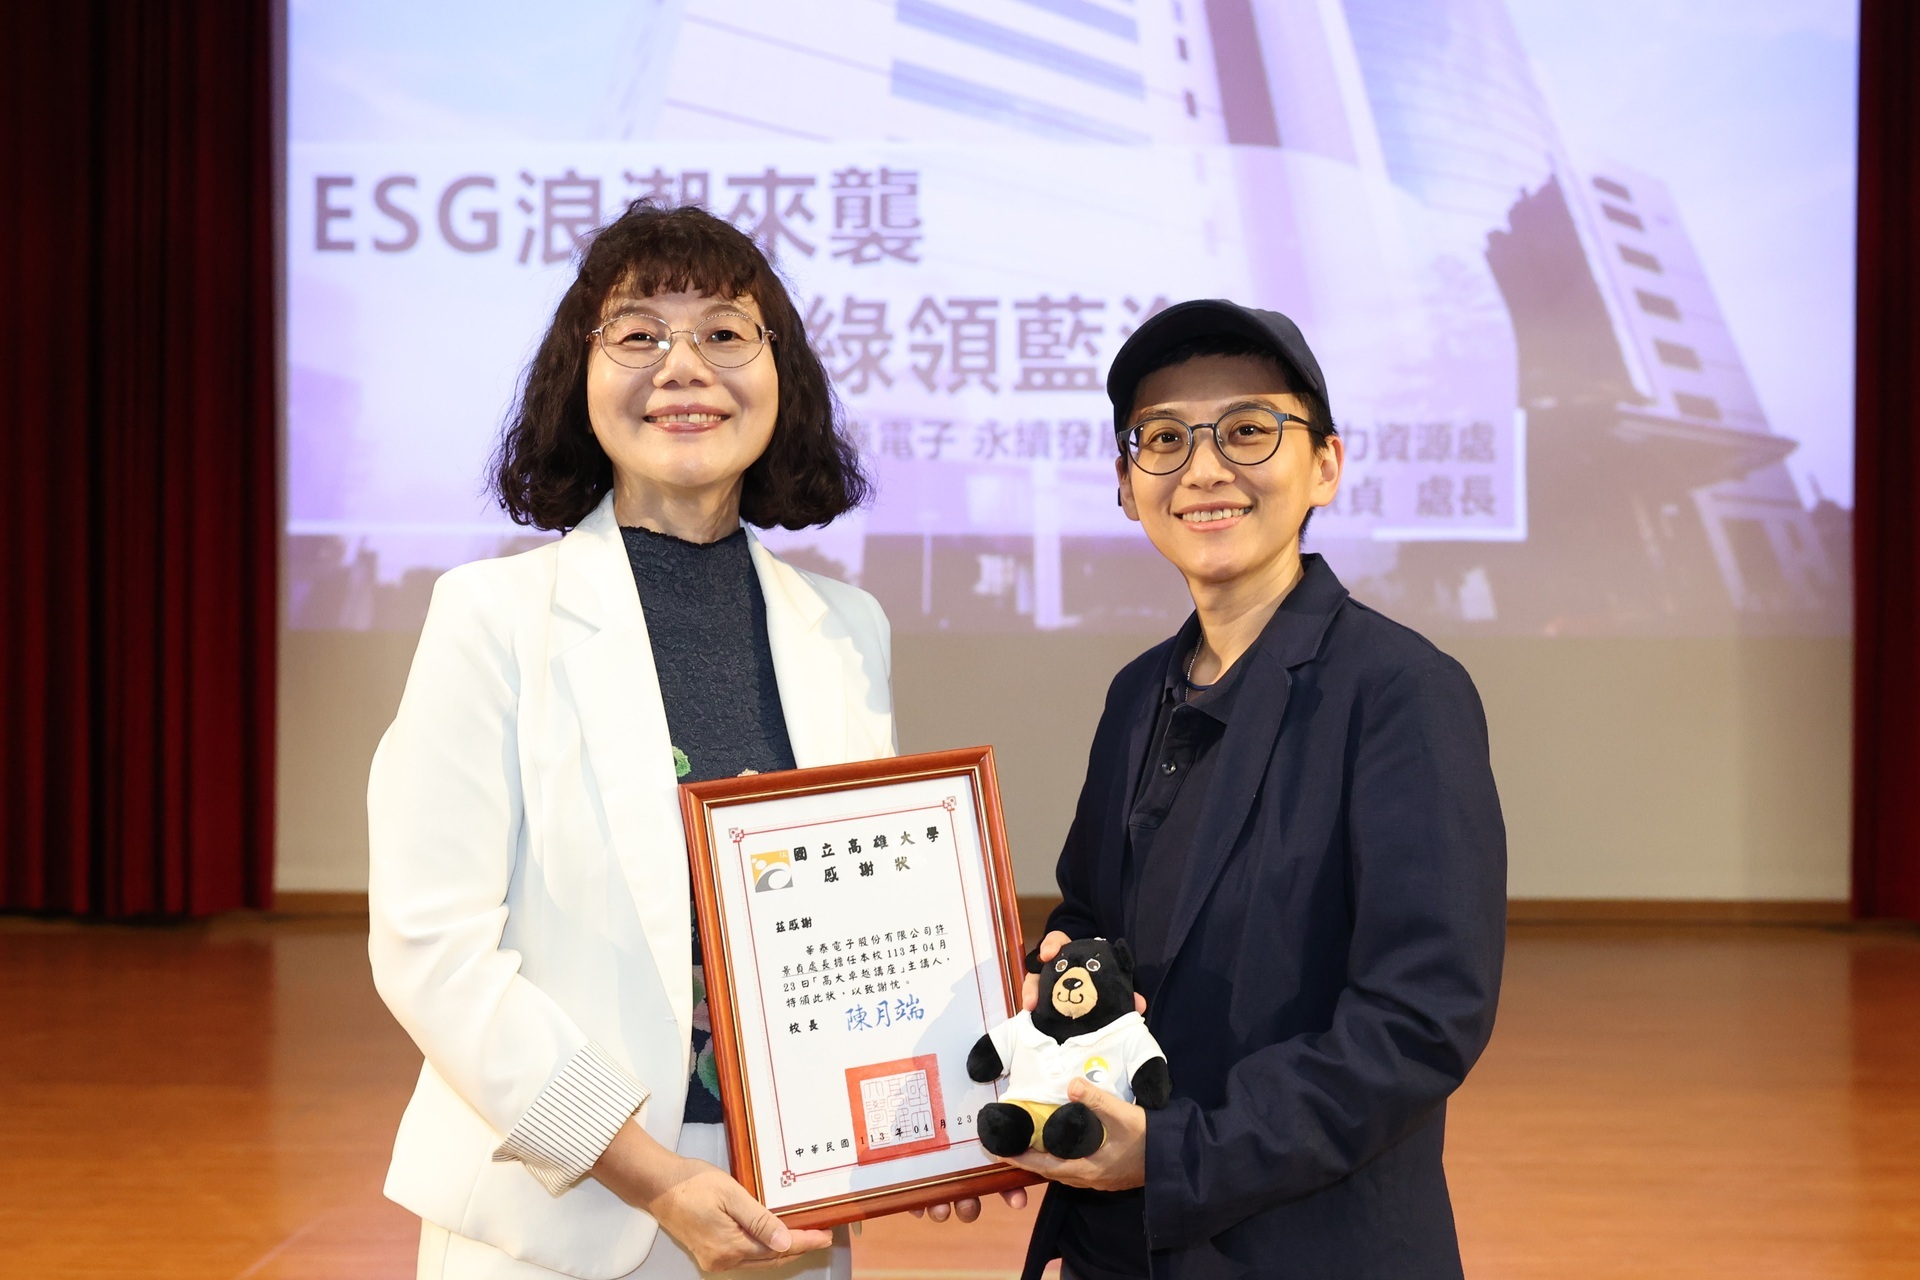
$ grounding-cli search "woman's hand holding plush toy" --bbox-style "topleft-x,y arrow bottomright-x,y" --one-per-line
908,930 -> 1147,1225
971,935 -> 1170,1197
999,1077 -> 1149,1192
1000,926 -> 1158,1191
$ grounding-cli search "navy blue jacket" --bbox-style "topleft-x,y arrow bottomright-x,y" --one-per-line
1028,555 -> 1506,1279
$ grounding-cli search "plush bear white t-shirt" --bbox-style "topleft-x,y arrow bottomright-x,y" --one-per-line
985,1009 -> 1163,1106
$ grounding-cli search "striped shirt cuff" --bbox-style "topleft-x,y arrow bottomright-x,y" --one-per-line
491,1042 -> 648,1195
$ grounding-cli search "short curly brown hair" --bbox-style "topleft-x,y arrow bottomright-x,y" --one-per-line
491,201 -> 869,530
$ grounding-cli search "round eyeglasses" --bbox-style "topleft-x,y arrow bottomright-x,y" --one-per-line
588,309 -> 775,370
1119,405 -> 1311,475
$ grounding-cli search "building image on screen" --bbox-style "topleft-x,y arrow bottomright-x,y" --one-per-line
286,0 -> 1854,638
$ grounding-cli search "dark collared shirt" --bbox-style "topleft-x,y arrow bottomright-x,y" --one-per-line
1124,618 -> 1249,1003
1059,615 -> 1255,1280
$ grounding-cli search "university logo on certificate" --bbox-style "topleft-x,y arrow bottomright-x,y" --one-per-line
680,747 -> 1037,1226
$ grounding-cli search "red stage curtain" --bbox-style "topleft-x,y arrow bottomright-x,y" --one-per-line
1854,0 -> 1920,921
0,2 -> 277,917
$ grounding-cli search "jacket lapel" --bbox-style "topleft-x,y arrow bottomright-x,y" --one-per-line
748,532 -> 850,768
1155,557 -> 1349,970
551,498 -> 694,1043
548,511 -> 873,1046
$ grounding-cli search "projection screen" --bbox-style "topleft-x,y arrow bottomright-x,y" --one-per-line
286,0 -> 1857,641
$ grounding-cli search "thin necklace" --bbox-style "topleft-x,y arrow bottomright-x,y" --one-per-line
1183,641 -> 1213,700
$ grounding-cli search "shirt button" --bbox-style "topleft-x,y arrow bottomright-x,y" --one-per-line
1160,760 -> 1178,775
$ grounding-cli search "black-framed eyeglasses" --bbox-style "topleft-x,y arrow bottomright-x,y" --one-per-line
1118,405 -> 1311,475
587,309 -> 776,370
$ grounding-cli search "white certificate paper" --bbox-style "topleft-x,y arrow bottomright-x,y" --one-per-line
687,760 -> 1024,1219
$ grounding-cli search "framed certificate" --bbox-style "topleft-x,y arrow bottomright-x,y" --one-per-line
679,747 -> 1041,1228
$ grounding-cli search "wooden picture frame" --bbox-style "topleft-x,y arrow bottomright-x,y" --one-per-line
679,747 -> 1041,1229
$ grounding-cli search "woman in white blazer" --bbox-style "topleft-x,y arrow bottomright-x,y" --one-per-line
369,202 -> 897,1279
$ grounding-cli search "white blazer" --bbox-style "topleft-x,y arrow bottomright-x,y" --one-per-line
367,495 -> 895,1279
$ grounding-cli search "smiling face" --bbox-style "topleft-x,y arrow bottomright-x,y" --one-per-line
585,289 -> 779,527
1117,353 -> 1342,593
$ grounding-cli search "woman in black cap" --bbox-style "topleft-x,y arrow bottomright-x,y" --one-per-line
995,300 -> 1507,1280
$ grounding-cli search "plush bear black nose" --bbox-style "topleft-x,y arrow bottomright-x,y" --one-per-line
1061,977 -> 1083,990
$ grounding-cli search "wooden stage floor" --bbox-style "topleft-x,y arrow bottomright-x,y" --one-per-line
2,915 -> 1915,1278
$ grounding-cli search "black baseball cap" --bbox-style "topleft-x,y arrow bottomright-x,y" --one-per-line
1105,299 -> 1330,434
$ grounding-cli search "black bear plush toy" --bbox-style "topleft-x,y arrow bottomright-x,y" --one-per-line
966,937 -> 1171,1159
